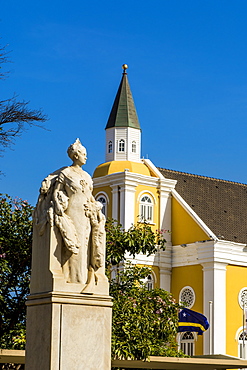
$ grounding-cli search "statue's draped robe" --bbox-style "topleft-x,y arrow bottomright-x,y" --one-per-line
55,167 -> 93,283
34,166 -> 105,286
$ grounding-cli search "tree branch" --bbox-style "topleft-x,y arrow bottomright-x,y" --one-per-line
0,98 -> 47,149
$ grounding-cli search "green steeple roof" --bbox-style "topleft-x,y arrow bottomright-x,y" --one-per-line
105,66 -> 141,130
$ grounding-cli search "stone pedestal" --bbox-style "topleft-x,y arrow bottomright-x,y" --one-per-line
26,292 -> 112,370
26,222 -> 112,370
26,220 -> 112,370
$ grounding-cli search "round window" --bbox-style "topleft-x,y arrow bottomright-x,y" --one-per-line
179,286 -> 195,308
238,287 -> 247,309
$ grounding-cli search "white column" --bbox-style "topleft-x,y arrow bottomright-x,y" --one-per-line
202,262 -> 227,355
159,185 -> 172,244
158,183 -> 172,291
119,172 -> 136,229
110,184 -> 119,221
119,186 -> 125,227
159,265 -> 172,291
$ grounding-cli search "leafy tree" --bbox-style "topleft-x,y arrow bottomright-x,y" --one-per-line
0,194 -> 33,349
106,219 -> 184,360
105,218 -> 166,267
0,44 -> 47,153
110,264 -> 185,361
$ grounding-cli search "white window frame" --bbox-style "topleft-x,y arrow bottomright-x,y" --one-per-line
238,330 -> 247,359
118,139 -> 125,152
95,192 -> 109,217
142,270 -> 156,291
132,140 -> 136,153
139,194 -> 154,223
108,140 -> 113,153
238,287 -> 247,309
179,332 -> 196,356
179,286 -> 196,309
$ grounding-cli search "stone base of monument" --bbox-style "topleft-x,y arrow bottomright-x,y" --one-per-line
25,292 -> 112,370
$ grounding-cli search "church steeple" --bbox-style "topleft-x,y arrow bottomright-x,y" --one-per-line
105,64 -> 140,130
105,64 -> 141,163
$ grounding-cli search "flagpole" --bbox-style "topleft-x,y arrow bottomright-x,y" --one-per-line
178,332 -> 181,352
209,301 -> 213,355
243,301 -> 245,359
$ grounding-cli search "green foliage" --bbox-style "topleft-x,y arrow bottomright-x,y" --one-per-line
0,194 -> 33,349
106,220 -> 183,360
110,264 -> 185,360
105,218 -> 166,266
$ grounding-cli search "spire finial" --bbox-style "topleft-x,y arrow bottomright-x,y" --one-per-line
122,63 -> 128,74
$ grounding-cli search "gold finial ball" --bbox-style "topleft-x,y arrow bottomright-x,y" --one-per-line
122,64 -> 128,71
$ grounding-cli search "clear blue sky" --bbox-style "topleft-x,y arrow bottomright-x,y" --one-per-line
1,1 -> 247,205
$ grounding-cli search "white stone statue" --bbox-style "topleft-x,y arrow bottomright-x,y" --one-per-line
27,141 -> 111,370
33,139 -> 106,292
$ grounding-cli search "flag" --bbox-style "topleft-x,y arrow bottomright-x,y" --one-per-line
178,308 -> 209,335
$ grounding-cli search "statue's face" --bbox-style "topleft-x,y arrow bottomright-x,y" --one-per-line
76,146 -> 87,165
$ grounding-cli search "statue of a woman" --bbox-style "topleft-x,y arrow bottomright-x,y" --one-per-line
33,139 -> 105,288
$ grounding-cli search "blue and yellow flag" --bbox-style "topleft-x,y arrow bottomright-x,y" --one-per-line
178,308 -> 209,335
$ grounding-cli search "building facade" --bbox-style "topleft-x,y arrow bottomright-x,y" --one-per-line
93,65 -> 247,358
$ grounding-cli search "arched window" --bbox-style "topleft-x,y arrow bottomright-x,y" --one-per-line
139,195 -> 153,222
118,139 -> 125,152
238,331 -> 247,359
142,272 -> 155,290
108,141 -> 113,153
146,274 -> 153,290
132,141 -> 136,153
96,195 -> 107,217
180,332 -> 195,356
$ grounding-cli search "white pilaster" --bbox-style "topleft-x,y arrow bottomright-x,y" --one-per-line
119,186 -> 125,227
119,171 -> 137,229
110,184 -> 119,221
202,262 -> 227,355
157,243 -> 172,292
159,185 -> 172,244
159,266 -> 172,291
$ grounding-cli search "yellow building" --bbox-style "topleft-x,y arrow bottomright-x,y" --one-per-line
93,65 -> 247,358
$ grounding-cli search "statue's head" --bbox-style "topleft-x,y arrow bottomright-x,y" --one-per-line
67,138 -> 87,165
